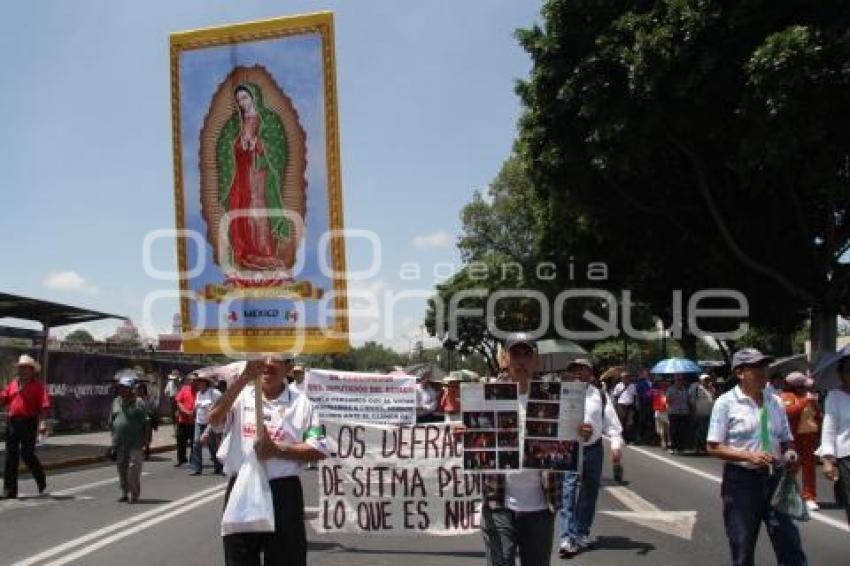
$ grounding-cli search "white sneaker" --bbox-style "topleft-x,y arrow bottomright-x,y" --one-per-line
575,535 -> 594,549
558,539 -> 579,557
805,500 -> 819,511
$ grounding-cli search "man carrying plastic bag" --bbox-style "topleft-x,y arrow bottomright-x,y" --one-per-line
209,355 -> 329,566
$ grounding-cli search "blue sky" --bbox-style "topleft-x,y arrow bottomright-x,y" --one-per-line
0,0 -> 541,350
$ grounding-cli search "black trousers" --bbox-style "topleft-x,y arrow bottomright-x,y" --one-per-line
175,422 -> 194,464
835,456 -> 850,525
223,476 -> 306,566
4,417 -> 46,496
669,414 -> 691,452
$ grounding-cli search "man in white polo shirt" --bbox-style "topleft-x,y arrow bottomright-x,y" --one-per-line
209,355 -> 329,566
707,348 -> 806,566
558,359 -> 623,557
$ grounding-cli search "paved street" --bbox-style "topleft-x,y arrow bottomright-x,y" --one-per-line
0,444 -> 846,566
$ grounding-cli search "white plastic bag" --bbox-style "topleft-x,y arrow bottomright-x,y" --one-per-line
220,452 -> 276,535
216,429 -> 243,477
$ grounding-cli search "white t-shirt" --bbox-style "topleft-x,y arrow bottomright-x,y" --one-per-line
194,388 -> 222,425
820,389 -> 850,460
224,384 -> 328,479
505,394 -> 547,512
612,382 -> 636,406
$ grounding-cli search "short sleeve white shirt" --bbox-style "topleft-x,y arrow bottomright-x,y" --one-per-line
707,386 -> 792,468
194,388 -> 222,425
226,385 -> 327,479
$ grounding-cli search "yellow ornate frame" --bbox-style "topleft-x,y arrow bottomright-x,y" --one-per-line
170,12 -> 349,354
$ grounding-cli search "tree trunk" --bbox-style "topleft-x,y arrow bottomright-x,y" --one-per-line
678,332 -> 698,361
810,308 -> 837,366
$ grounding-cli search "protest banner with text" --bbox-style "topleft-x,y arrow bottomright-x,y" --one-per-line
313,423 -> 483,536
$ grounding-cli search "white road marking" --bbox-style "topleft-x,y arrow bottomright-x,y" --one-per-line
627,445 -> 850,533
51,473 -> 151,496
11,484 -> 225,566
601,485 -> 697,540
42,490 -> 225,566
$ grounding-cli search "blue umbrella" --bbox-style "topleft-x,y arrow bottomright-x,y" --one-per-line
651,358 -> 702,375
812,344 -> 850,390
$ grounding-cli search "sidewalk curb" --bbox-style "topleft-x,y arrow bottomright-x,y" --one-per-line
38,444 -> 177,473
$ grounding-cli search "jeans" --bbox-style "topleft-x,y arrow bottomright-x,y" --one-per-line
223,476 -> 306,566
3,417 -> 46,497
559,440 -> 603,542
721,464 -> 807,566
481,506 -> 555,566
190,422 -> 221,473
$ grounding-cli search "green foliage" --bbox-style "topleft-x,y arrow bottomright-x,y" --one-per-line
514,0 -> 850,352
301,341 -> 407,373
64,329 -> 96,343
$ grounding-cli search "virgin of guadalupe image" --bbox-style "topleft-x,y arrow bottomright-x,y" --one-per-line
199,66 -> 307,286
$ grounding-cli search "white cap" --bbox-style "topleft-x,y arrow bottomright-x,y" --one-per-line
115,368 -> 139,388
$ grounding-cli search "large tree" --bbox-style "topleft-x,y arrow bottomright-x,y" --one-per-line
515,0 -> 850,360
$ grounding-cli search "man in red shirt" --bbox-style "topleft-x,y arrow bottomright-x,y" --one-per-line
1,355 -> 50,498
173,373 -> 198,467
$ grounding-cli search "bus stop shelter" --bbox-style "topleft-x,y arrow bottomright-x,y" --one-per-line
0,292 -> 126,381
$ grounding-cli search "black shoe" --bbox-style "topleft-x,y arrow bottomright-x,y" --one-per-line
117,495 -> 128,502
174,461 -> 186,467
213,469 -> 224,476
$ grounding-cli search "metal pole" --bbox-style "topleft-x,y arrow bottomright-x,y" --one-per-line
39,320 -> 50,384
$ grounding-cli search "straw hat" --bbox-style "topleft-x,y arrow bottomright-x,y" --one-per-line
16,354 -> 41,373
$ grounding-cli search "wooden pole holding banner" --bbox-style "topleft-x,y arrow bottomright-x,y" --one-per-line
255,374 -> 264,436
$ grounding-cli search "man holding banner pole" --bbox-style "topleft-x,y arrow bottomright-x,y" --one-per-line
209,356 -> 329,566
471,332 -> 591,566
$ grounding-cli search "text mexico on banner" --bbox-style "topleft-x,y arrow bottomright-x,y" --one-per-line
313,423 -> 483,536
307,369 -> 416,425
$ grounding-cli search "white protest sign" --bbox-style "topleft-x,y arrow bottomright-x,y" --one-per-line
307,369 -> 416,425
313,423 -> 483,536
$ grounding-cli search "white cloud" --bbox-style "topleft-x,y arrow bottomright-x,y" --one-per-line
412,231 -> 452,250
43,271 -> 99,295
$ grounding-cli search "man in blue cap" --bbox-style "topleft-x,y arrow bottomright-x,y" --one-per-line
707,348 -> 807,566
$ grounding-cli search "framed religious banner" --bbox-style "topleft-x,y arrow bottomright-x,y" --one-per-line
170,12 -> 349,354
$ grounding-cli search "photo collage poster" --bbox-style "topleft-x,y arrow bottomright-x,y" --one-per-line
522,380 -> 586,472
460,382 -> 520,472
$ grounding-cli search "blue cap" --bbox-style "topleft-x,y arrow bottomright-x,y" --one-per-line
731,348 -> 773,371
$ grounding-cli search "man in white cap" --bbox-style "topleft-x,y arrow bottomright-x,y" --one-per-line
477,333 -> 578,566
108,369 -> 149,503
1,355 -> 50,498
164,369 -> 181,424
